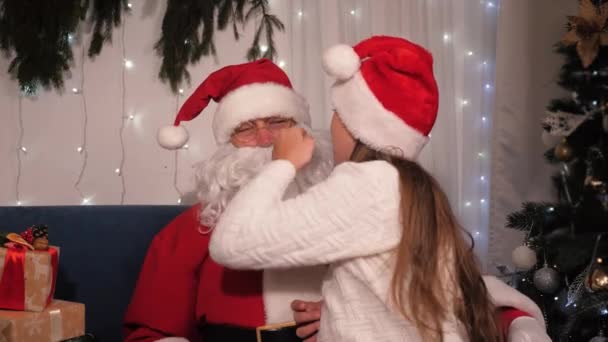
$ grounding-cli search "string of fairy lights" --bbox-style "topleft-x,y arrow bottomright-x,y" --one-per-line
73,39 -> 90,205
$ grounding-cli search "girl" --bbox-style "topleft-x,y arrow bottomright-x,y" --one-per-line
210,36 -> 547,341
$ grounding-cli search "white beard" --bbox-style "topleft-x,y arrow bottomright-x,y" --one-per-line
195,130 -> 334,228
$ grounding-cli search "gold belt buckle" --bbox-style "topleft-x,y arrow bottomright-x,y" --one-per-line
255,321 -> 297,342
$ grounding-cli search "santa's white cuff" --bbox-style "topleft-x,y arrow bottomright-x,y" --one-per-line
507,316 -> 551,342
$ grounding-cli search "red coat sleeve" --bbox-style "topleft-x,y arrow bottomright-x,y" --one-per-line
123,205 -> 211,342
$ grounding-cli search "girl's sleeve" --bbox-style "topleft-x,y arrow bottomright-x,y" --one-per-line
209,160 -> 401,269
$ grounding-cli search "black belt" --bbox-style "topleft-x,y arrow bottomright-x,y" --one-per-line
201,322 -> 302,342
59,334 -> 97,342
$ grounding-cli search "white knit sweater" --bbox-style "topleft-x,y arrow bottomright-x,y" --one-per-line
210,160 -> 545,341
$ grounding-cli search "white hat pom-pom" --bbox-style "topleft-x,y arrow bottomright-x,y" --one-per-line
322,44 -> 361,81
158,125 -> 189,150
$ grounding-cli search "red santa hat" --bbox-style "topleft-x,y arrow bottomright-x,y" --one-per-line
322,36 -> 439,159
158,59 -> 310,149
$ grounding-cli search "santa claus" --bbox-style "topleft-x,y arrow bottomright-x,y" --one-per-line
123,59 -> 546,342
123,59 -> 333,342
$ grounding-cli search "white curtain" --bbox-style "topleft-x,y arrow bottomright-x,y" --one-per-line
0,0 -> 499,267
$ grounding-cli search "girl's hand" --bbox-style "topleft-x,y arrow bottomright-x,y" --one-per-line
272,127 -> 315,170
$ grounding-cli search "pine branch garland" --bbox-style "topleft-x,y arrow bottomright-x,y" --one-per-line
245,0 -> 265,22
200,0 -> 216,58
156,0 -> 284,93
156,0 -> 208,92
264,14 -> 284,58
87,0 -> 128,58
218,0 -> 234,30
0,0 -> 128,93
0,0 -> 284,94
0,0 -> 83,92
245,1 -> 284,61
235,0 -> 247,23
246,20 -> 265,61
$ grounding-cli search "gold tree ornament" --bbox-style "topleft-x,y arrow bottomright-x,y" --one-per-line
588,266 -> 608,291
555,140 -> 575,161
561,0 -> 608,68
587,234 -> 608,292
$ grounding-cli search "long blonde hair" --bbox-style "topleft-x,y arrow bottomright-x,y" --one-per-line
350,142 -> 503,342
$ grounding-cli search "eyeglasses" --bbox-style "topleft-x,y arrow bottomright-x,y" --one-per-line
231,117 -> 296,142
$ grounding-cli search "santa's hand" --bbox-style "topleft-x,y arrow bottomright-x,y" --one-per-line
508,316 -> 551,342
272,127 -> 315,170
292,299 -> 322,342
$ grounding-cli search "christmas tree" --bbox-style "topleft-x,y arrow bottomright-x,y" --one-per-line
504,0 -> 608,340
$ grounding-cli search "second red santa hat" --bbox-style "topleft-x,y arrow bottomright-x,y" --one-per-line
158,59 -> 310,149
323,35 -> 439,159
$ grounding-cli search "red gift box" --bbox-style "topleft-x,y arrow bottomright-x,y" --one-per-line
0,247 -> 59,312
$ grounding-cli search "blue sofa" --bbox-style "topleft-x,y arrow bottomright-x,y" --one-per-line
0,205 -> 189,342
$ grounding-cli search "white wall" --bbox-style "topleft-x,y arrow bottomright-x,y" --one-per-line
489,0 -> 577,268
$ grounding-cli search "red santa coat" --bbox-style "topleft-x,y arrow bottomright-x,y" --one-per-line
123,205 -> 325,342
